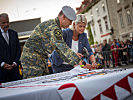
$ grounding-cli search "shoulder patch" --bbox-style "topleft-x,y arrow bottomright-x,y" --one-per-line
55,30 -> 63,40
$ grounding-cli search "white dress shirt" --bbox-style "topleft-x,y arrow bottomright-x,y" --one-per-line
63,39 -> 79,64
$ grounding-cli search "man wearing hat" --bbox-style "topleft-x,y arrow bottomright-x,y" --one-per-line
21,6 -> 88,79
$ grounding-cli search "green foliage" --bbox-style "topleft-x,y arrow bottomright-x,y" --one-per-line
86,24 -> 94,45
95,41 -> 98,44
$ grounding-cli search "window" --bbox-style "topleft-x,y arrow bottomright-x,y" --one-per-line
117,0 -> 120,4
102,3 -> 105,12
103,16 -> 109,30
96,8 -> 99,16
126,9 -> 132,25
92,24 -> 96,36
98,20 -> 103,34
90,11 -> 93,19
119,13 -> 124,28
81,4 -> 85,9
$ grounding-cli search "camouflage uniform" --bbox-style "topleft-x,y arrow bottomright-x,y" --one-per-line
20,18 -> 81,79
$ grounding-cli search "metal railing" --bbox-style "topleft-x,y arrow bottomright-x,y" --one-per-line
94,48 -> 133,68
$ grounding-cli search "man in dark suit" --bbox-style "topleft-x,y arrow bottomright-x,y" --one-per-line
0,13 -> 21,83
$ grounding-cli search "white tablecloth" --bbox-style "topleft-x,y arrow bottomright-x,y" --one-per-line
0,67 -> 133,100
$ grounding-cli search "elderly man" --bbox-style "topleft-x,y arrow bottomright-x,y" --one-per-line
21,6 -> 89,79
0,13 -> 21,83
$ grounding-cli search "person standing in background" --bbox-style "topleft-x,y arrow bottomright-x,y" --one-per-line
120,41 -> 128,65
0,13 -> 21,83
111,41 -> 119,67
102,40 -> 111,68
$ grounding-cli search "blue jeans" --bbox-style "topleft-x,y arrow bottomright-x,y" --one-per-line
129,49 -> 133,60
52,64 -> 74,73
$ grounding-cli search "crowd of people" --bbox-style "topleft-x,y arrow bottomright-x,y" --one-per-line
91,38 -> 133,68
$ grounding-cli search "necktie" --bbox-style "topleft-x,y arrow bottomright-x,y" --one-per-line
4,33 -> 9,44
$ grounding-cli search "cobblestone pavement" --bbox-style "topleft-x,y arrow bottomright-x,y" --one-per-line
113,63 -> 133,69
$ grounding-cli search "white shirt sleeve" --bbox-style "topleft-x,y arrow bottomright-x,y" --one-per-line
1,62 -> 5,67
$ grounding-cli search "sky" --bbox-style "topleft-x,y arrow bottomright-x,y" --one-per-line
0,0 -> 83,22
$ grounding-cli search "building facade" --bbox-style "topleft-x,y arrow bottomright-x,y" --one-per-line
114,0 -> 133,40
76,0 -> 133,43
87,0 -> 112,43
10,18 -> 41,51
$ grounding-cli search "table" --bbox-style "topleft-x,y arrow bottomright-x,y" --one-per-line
0,66 -> 133,100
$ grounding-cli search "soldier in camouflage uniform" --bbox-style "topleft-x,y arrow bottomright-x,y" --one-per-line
21,6 -> 85,79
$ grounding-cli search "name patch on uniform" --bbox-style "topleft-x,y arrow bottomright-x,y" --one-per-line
55,30 -> 63,40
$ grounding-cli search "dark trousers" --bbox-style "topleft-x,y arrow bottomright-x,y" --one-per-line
52,64 -> 74,73
0,66 -> 21,83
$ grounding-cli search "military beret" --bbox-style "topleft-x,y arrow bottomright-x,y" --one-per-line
62,5 -> 76,21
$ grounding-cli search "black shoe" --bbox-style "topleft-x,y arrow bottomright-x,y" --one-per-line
118,63 -> 122,66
